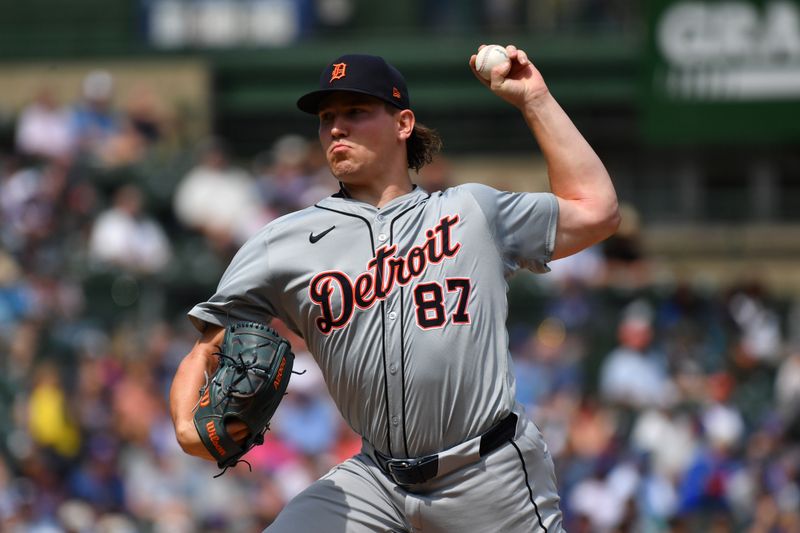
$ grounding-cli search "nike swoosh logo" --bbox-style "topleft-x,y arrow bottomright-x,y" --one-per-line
309,225 -> 335,243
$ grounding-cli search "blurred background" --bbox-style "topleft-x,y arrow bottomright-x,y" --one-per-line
1,0 -> 799,531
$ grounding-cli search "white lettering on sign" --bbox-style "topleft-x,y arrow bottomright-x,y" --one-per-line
656,1 -> 800,99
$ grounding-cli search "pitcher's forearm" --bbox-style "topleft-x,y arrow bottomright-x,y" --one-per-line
169,326 -> 224,459
169,349 -> 216,459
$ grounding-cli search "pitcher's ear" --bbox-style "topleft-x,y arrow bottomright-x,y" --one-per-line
397,109 -> 415,141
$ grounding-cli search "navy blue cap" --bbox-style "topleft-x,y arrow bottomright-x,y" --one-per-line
297,54 -> 410,114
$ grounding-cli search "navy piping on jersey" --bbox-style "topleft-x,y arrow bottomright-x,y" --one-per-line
510,440 -> 548,532
378,298 -> 391,451
389,195 -> 430,458
313,203 -> 394,457
398,291 -> 409,457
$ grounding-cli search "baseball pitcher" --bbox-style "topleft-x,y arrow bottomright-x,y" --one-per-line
170,45 -> 620,532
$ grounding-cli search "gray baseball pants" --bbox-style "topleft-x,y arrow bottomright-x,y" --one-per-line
265,413 -> 563,532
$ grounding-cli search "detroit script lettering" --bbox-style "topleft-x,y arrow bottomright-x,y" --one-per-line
309,215 -> 461,334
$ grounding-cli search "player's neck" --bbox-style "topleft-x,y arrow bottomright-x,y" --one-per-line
341,175 -> 414,208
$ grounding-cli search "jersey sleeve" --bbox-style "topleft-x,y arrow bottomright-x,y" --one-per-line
460,183 -> 558,274
187,225 -> 278,331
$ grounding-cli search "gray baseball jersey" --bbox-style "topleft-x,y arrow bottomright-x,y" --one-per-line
189,184 -> 557,459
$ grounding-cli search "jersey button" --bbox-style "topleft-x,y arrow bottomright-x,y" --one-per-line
389,364 -> 397,374
378,233 -> 387,242
392,416 -> 399,426
388,311 -> 397,320
376,214 -> 385,222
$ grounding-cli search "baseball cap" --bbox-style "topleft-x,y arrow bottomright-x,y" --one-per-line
297,54 -> 410,114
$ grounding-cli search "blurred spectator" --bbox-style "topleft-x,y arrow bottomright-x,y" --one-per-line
254,134 -> 314,218
27,363 -> 81,459
254,134 -> 337,214
173,137 -> 264,251
568,458 -> 640,532
99,83 -> 176,168
632,406 -> 697,481
99,121 -> 148,169
675,372 -> 746,524
0,158 -> 71,263
599,302 -> 675,409
701,401 -> 744,456
677,435 -> 744,521
638,458 -> 680,530
726,281 -> 783,366
111,359 -> 164,445
88,184 -> 172,275
0,249 -> 29,328
121,83 -> 171,148
723,282 -> 785,428
14,88 -> 74,161
1,157 -> 45,250
70,70 -> 121,164
74,351 -> 115,437
513,317 -> 584,410
566,395 -> 616,461
3,320 -> 39,397
776,348 -> 800,441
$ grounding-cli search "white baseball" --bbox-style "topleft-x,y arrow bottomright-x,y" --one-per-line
475,45 -> 510,80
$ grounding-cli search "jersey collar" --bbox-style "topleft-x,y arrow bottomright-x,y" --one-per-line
317,185 -> 430,216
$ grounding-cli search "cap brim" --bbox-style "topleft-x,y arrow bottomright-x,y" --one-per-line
296,88 -> 405,114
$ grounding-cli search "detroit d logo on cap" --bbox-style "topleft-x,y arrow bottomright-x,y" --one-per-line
330,63 -> 347,83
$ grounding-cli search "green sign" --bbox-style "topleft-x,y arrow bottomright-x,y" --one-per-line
643,0 -> 800,143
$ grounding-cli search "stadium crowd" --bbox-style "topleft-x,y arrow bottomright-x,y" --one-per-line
1,70 -> 799,533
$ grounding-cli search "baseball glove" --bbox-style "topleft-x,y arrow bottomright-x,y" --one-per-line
193,322 -> 294,473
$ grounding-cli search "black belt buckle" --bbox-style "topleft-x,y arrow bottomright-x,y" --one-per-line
384,454 -> 439,486
374,412 -> 517,486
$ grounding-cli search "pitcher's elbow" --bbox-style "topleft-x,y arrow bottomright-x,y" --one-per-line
589,200 -> 621,243
604,203 -> 622,238
175,422 -> 201,455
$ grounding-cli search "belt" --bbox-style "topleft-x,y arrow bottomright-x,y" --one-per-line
371,412 -> 518,486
